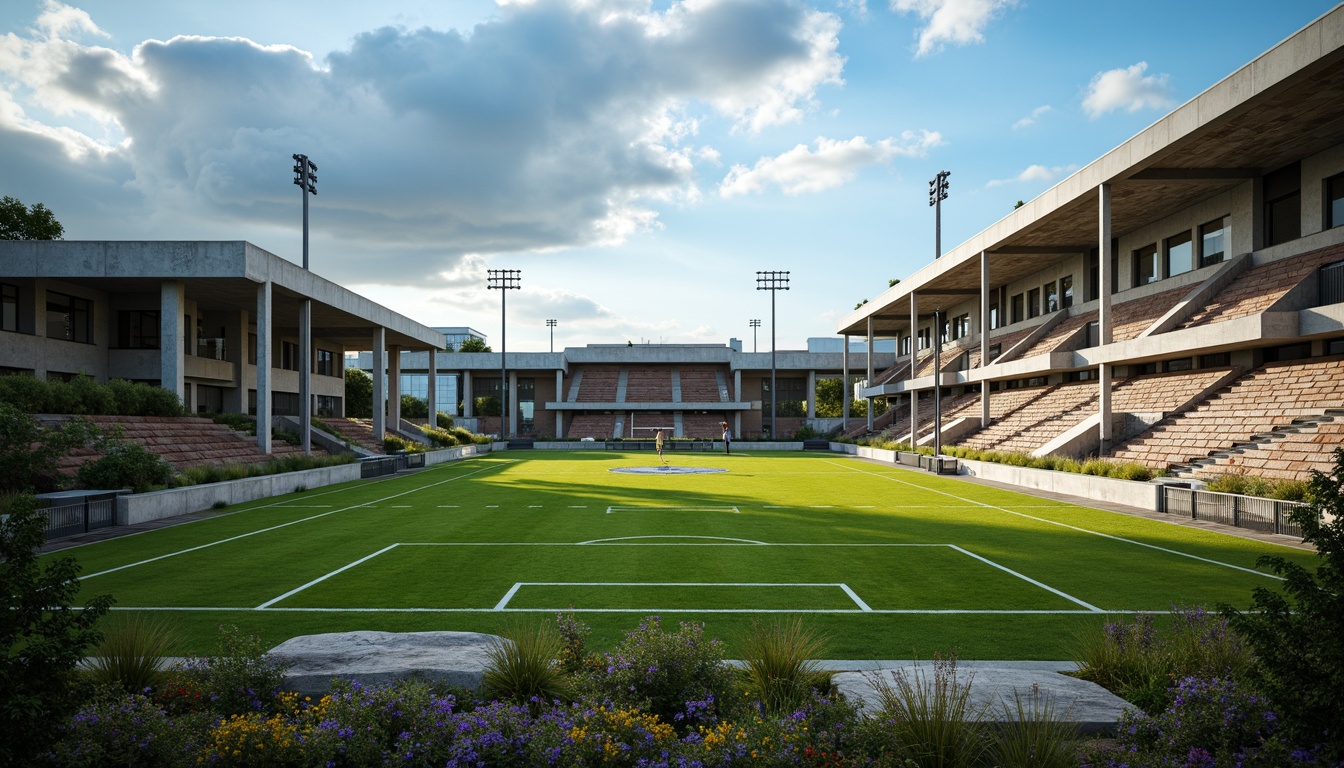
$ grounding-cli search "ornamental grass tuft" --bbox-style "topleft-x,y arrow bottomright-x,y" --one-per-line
482,619 -> 571,708
987,685 -> 1081,768
736,616 -> 833,715
85,612 -> 181,695
866,653 -> 988,768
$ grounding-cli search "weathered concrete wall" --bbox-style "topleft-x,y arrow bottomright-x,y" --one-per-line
117,463 -> 363,525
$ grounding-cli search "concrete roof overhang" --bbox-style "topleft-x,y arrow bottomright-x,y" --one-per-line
0,241 -> 444,350
837,6 -> 1344,338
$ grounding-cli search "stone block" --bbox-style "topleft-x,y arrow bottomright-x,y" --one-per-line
270,630 -> 500,697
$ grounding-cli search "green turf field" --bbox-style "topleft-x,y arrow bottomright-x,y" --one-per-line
57,451 -> 1317,659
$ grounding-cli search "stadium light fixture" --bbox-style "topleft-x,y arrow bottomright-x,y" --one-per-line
487,269 -> 521,438
929,169 -> 949,260
292,154 -> 317,270
546,318 -> 557,353
756,271 -> 789,438
291,153 -> 317,456
749,318 -> 761,353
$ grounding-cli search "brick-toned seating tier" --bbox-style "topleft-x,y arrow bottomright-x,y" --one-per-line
625,368 -> 673,402
322,418 -> 387,454
1013,312 -> 1093,359
1110,368 -> 1234,414
1197,420 -> 1344,481
567,413 -> 617,439
955,383 -> 1099,454
969,327 -> 1033,369
575,368 -> 620,402
57,415 -> 323,474
1180,243 -> 1344,330
1111,357 -> 1344,470
879,391 -> 979,445
679,368 -> 724,402
1112,287 -> 1188,342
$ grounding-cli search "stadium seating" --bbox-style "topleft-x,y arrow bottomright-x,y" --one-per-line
54,414 -> 321,476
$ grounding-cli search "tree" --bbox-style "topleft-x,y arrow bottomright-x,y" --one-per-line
458,337 -> 491,353
0,402 -> 100,493
344,368 -> 373,418
1224,447 -> 1344,758
400,394 -> 428,419
888,278 -> 900,287
0,492 -> 113,764
0,195 -> 64,240
854,299 -> 868,310
814,377 -> 874,419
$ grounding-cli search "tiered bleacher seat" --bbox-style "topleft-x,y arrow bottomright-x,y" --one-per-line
878,391 -> 978,445
1207,419 -> 1344,480
1180,244 -> 1344,329
567,413 -> 617,439
321,418 -> 387,454
54,415 -> 322,475
576,368 -> 620,402
1110,368 -> 1235,414
955,383 -> 1098,453
1111,357 -> 1344,473
625,368 -> 673,402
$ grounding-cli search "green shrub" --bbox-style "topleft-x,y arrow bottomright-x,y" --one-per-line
866,654 -> 988,768
436,411 -> 454,429
47,690 -> 197,768
400,394 -> 429,419
383,434 -> 425,453
482,620 -> 570,709
0,404 -> 100,493
736,617 -> 832,715
0,492 -> 113,765
186,625 -> 289,717
793,424 -> 820,440
1223,447 -> 1344,758
211,412 -> 257,435
417,424 -> 459,448
1204,472 -> 1309,501
85,613 -> 181,694
272,428 -> 301,446
76,441 -> 172,492
0,372 -> 48,412
555,612 -> 594,677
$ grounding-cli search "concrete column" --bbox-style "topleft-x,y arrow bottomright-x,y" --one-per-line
980,250 -> 991,426
733,369 -> 742,438
255,281 -> 272,454
555,369 -> 564,437
866,318 -> 875,432
427,348 -> 438,426
463,370 -> 474,417
806,370 -> 816,419
909,292 -> 919,447
225,309 -> 248,414
1098,183 -> 1113,450
372,328 -> 386,441
841,334 -> 850,432
388,345 -> 402,429
300,299 -> 312,455
160,281 -> 185,406
508,371 -> 518,437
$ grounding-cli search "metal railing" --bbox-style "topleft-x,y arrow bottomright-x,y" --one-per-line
1162,486 -> 1305,538
38,492 -> 119,541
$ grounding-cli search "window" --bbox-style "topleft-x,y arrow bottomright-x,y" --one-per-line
1027,287 -> 1041,318
1010,293 -> 1024,324
1060,275 -> 1074,308
273,391 -> 300,416
899,335 -> 910,355
316,349 -> 336,376
1044,281 -> 1059,313
939,316 -> 950,344
1133,244 -> 1159,287
951,313 -> 970,340
1263,162 -> 1301,247
987,343 -> 1002,362
45,291 -> 91,343
1200,217 -> 1228,267
1327,173 -> 1344,229
316,395 -> 341,418
117,310 -> 160,349
988,299 -> 1000,330
1199,352 -> 1231,368
917,327 -> 930,350
1165,231 -> 1193,277
1,283 -> 17,332
281,341 -> 300,371
1166,358 -> 1193,372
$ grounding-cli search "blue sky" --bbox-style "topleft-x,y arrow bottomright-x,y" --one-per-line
1,0 -> 1336,352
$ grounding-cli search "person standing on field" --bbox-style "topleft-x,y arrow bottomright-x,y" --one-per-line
656,428 -> 666,464
720,422 -> 731,455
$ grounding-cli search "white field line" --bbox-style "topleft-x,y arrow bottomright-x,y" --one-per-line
49,459 -> 503,553
579,535 -> 768,545
81,463 -> 501,580
824,459 -> 1287,579
948,544 -> 1100,612
605,505 -> 740,514
492,581 -> 865,611
111,606 -> 1171,615
256,544 -> 400,609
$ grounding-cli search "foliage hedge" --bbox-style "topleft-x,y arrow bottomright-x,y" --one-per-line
0,374 -> 183,416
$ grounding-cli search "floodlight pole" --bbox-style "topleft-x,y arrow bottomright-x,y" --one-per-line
292,153 -> 317,455
928,170 -> 949,456
756,271 -> 789,438
487,269 -> 521,438
546,319 -> 557,353
749,319 -> 760,353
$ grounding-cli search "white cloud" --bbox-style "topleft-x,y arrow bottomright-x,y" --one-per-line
889,0 -> 1015,57
719,131 -> 942,197
0,0 -> 845,285
1012,104 -> 1051,130
1082,62 -> 1175,119
985,163 -> 1078,188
